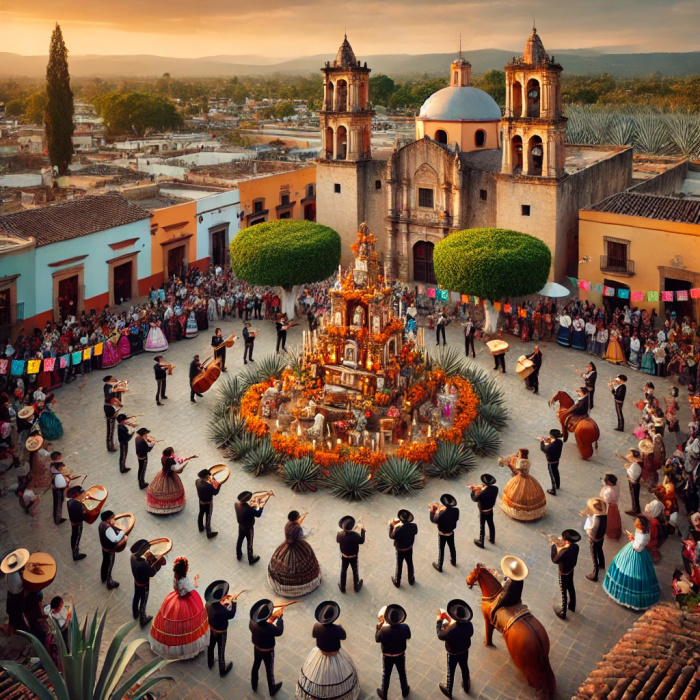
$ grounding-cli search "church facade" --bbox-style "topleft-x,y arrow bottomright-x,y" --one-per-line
316,29 -> 633,284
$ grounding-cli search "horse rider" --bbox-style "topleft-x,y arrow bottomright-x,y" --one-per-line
490,556 -> 528,626
561,386 -> 590,432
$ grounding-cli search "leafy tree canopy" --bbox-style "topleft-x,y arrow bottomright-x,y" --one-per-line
473,69 -> 506,105
230,220 -> 341,290
369,74 -> 396,106
45,23 -> 74,176
434,228 -> 551,301
93,91 -> 183,137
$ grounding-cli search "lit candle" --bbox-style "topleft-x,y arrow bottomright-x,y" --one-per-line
427,425 -> 432,438
276,419 -> 280,429
297,423 -> 302,437
371,438 -> 376,451
336,438 -> 342,446
327,440 -> 332,450
312,439 -> 316,450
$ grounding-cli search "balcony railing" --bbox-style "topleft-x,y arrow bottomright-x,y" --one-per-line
600,255 -> 635,276
0,302 -> 24,328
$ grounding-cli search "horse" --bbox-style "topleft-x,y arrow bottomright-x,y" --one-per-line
467,564 -> 556,699
548,390 -> 600,460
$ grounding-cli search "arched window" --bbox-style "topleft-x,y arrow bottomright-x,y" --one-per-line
512,81 -> 523,117
475,129 -> 486,147
326,82 -> 335,111
336,80 -> 348,112
512,136 -> 523,172
336,126 -> 347,160
435,129 -> 448,144
324,127 -> 334,159
528,135 -> 543,176
413,241 -> 436,284
526,78 -> 540,118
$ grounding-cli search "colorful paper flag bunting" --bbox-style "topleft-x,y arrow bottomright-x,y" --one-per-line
603,286 -> 615,297
691,288 -> 700,300
662,291 -> 674,302
647,291 -> 659,302
83,347 -> 92,361
0,360 -> 8,375
93,343 -> 104,356
27,360 -> 41,374
677,290 -> 689,302
11,360 -> 24,376
71,351 -> 82,366
43,358 -> 55,372
617,289 -> 630,299
428,287 -> 436,298
60,355 -> 70,369
631,291 -> 644,302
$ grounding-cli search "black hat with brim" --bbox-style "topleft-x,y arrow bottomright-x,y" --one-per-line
250,598 -> 274,623
66,485 -> 84,498
117,414 -> 128,422
136,428 -> 150,436
130,538 -> 150,556
562,529 -> 581,543
100,510 -> 114,522
198,469 -> 211,479
440,494 -> 457,508
481,474 -> 497,485
385,604 -> 407,625
397,509 -> 414,523
314,600 -> 341,625
549,429 -> 563,439
205,579 -> 230,604
339,515 -> 355,531
447,598 -> 473,623
238,491 -> 253,503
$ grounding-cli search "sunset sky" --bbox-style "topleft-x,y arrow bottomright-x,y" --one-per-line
2,0 -> 698,58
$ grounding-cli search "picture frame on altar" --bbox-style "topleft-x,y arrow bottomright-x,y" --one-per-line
372,315 -> 381,334
377,376 -> 385,390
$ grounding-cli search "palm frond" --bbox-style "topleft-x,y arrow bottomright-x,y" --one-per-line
426,440 -> 477,479
240,437 -> 281,476
464,419 -> 501,457
327,462 -> 375,501
375,457 -> 425,496
278,457 -> 321,492
478,402 -> 510,431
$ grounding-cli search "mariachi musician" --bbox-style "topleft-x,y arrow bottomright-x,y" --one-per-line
389,509 -> 418,588
550,529 -> 581,620
154,355 -> 170,406
205,580 -> 241,678
539,429 -> 564,496
243,322 -> 257,365
66,485 -> 87,561
524,345 -> 542,394
436,599 -> 474,697
211,328 -> 227,372
130,538 -> 166,627
134,428 -> 155,490
103,376 -> 122,452
337,515 -> 365,593
430,494 -> 459,573
235,490 -> 273,565
249,598 -> 284,696
470,474 -> 498,549
117,413 -> 134,474
189,354 -> 205,403
276,314 -> 289,354
50,451 -> 67,525
98,509 -> 125,590
196,468 -> 222,539
611,374 -> 627,432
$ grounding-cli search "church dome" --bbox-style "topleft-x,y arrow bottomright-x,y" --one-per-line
418,86 -> 501,122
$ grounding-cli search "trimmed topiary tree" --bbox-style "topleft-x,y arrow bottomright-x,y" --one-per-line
433,228 -> 551,333
230,220 -> 341,318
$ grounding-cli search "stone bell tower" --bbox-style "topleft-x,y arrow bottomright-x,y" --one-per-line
319,34 -> 374,162
501,27 -> 566,178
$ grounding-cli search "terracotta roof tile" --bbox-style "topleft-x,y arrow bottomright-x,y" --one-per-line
592,191 -> 700,224
0,193 -> 151,247
574,604 -> 700,700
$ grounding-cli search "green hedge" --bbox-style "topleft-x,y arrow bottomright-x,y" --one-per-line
433,228 -> 551,301
230,220 -> 341,289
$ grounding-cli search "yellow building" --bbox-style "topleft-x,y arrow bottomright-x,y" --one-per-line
578,165 -> 700,319
238,165 -> 316,228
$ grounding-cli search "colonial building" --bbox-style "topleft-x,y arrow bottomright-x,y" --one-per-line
317,30 -> 634,284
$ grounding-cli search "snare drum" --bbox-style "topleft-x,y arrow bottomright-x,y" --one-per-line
209,464 -> 231,485
112,513 -> 135,552
77,485 -> 109,524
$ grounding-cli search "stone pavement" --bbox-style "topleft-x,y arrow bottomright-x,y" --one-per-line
0,318 -> 686,700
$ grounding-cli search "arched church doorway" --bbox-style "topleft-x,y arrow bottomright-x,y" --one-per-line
435,129 -> 448,144
413,241 -> 436,284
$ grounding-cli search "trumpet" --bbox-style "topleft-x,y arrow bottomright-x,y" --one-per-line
388,517 -> 402,528
145,436 -> 163,446
542,532 -> 567,550
467,484 -> 484,493
437,608 -> 452,623
270,601 -> 299,620
429,501 -> 446,514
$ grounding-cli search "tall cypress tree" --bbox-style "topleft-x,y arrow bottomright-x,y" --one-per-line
45,23 -> 74,177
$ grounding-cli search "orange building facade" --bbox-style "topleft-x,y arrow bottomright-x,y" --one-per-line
238,165 -> 316,228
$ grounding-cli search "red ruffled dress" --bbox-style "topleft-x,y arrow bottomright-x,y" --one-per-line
145,457 -> 185,514
150,576 -> 209,659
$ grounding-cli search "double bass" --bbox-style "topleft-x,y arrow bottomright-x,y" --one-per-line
191,356 -> 222,395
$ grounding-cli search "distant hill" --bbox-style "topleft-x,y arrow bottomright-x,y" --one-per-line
1,49 -> 698,79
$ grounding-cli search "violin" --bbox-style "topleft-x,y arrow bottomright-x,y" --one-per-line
191,357 -> 222,395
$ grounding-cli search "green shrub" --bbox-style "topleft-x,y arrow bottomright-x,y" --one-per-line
208,412 -> 245,448
278,457 -> 321,492
225,432 -> 258,461
474,377 -> 506,406
478,402 -> 510,431
426,441 -> 477,479
230,220 -> 341,289
327,461 -> 375,501
434,228 -> 551,301
241,437 -> 281,476
464,419 -> 502,457
375,457 -> 425,496
216,374 -> 245,409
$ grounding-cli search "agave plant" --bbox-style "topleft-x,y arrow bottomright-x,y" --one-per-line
428,345 -> 466,378
474,377 -> 505,407
250,353 -> 289,383
666,111 -> 700,158
241,437 -> 281,476
464,419 -> 501,457
215,373 -> 245,409
459,360 -> 490,387
0,605 -> 171,700
278,457 -> 321,492
283,345 -> 305,377
207,411 -> 245,448
327,461 -> 375,501
478,402 -> 510,432
375,457 -> 425,496
224,431 -> 258,461
426,440 -> 477,479
634,111 -> 671,155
